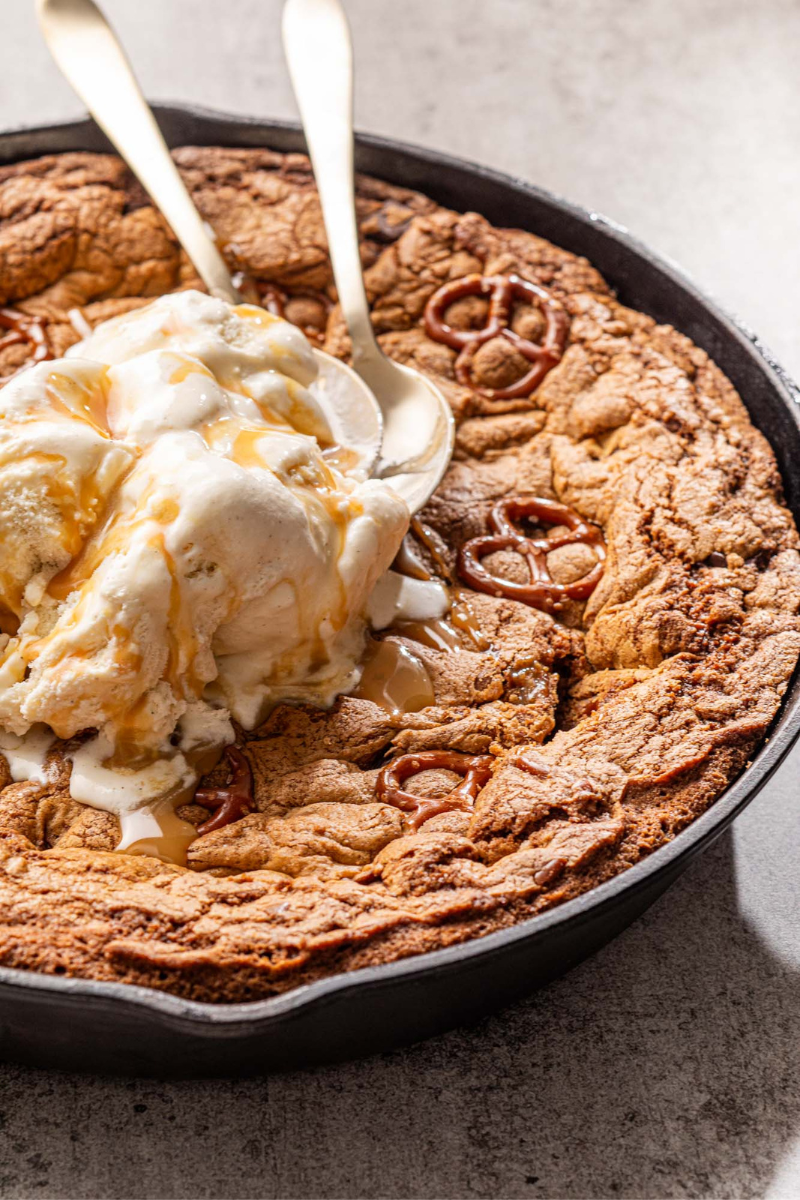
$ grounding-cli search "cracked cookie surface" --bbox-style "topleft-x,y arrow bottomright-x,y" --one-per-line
0,147 -> 798,1002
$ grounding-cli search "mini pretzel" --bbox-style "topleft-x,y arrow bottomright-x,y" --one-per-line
376,750 -> 494,830
373,204 -> 413,243
458,496 -> 606,613
423,273 -> 569,401
0,309 -> 52,381
261,284 -> 333,344
194,747 -> 254,836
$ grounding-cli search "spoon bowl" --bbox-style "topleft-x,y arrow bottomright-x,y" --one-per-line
311,349 -> 382,476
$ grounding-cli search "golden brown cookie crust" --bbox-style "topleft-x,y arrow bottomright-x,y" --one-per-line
0,147 -> 798,1002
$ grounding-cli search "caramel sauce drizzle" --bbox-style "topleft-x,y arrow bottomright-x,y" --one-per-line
322,444 -> 361,473
0,309 -> 53,381
505,657 -> 552,705
449,588 -> 490,651
423,273 -> 568,401
117,798 -> 198,865
393,617 -> 461,653
351,638 -> 434,715
392,534 -> 432,581
409,517 -> 451,580
114,740 -> 225,865
386,534 -> 465,653
194,746 -> 254,835
388,521 -> 489,654
406,519 -> 490,652
376,750 -> 494,830
458,496 -> 606,614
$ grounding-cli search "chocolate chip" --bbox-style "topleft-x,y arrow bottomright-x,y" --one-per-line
748,548 -> 773,572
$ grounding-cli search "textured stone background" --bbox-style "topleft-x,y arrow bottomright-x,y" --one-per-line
1,1 -> 800,1197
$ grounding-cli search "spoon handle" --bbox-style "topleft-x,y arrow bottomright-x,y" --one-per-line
282,0 -> 380,366
36,0 -> 238,303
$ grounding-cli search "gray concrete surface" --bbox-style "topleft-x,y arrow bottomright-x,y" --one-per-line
1,1 -> 800,1196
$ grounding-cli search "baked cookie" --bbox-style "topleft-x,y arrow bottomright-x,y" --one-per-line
0,147 -> 797,1002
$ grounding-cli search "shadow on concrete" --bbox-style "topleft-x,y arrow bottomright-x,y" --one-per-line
0,828 -> 798,1199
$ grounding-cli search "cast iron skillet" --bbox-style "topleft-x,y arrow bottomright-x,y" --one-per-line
0,106 -> 798,1078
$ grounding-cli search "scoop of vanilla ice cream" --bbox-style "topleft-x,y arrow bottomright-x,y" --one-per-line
0,360 -> 133,627
0,292 -> 409,788
74,289 -> 333,444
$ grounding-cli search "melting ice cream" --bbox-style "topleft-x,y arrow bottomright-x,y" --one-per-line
0,291 -> 444,848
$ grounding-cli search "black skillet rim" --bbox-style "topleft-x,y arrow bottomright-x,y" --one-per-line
0,104 -> 798,1031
